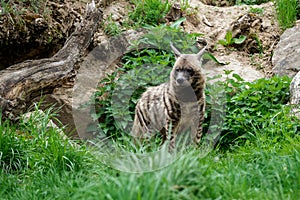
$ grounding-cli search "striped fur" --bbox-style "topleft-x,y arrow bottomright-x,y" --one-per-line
132,43 -> 207,150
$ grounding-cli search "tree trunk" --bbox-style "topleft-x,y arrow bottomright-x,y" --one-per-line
0,3 -> 103,120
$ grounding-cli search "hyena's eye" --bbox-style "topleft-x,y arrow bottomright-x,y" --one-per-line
186,68 -> 194,74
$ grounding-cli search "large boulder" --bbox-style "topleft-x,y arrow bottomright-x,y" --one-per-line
272,22 -> 300,77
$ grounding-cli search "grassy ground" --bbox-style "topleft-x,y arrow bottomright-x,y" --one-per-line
0,102 -> 299,200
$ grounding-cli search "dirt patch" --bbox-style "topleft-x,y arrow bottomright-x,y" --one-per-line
184,1 -> 281,77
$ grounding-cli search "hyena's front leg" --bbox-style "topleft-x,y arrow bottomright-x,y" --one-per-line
165,118 -> 180,152
193,99 -> 206,145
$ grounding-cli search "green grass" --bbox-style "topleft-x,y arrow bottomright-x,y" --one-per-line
275,0 -> 298,30
1,118 -> 299,199
128,0 -> 170,26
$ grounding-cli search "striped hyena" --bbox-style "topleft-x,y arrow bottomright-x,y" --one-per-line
132,43 -> 207,150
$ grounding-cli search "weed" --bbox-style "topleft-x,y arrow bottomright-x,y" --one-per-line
179,0 -> 192,12
218,31 -> 247,49
102,14 -> 122,36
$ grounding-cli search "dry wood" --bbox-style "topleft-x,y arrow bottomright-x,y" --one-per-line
0,3 -> 103,120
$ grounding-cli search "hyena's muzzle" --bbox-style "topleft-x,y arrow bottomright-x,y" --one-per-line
174,68 -> 194,87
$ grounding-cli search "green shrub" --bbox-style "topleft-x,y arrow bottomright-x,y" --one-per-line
102,15 -> 122,36
129,0 -> 170,26
216,73 -> 298,149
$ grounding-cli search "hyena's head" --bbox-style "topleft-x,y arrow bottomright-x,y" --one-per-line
170,42 -> 207,89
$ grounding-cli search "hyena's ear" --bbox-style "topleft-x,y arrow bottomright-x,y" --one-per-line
196,45 -> 207,61
170,42 -> 181,58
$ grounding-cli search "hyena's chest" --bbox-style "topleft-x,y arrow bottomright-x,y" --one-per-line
147,88 -> 200,132
176,102 -> 200,133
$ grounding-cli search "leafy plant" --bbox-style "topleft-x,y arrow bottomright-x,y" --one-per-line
275,0 -> 298,30
129,0 -> 170,26
218,31 -> 247,48
136,17 -> 203,52
213,72 -> 298,149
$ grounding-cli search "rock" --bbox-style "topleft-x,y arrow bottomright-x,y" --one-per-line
203,51 -> 264,83
272,23 -> 300,77
290,71 -> 300,119
63,30 -> 145,138
22,109 -> 68,140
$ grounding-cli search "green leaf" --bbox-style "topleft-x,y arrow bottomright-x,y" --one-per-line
203,52 -> 230,65
232,73 -> 244,81
218,39 -> 228,46
225,31 -> 233,44
233,35 -> 247,44
170,17 -> 186,28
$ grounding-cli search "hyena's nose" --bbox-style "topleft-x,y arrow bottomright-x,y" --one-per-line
176,78 -> 185,84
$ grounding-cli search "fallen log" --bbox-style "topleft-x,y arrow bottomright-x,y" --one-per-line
0,2 -> 103,120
